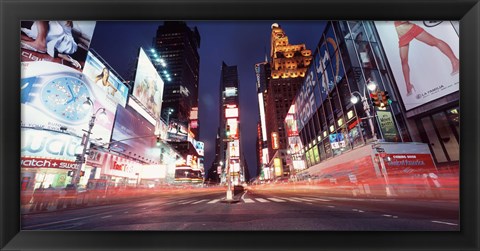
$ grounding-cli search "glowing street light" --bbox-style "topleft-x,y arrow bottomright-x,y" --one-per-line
71,97 -> 107,186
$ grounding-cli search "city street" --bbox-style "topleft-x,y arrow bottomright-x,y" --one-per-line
21,187 -> 459,231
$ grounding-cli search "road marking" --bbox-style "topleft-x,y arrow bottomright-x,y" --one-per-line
268,198 -> 286,202
254,198 -> 269,203
327,205 -> 335,208
179,200 -> 197,205
382,214 -> 392,217
352,209 -> 359,211
165,200 -> 187,205
358,210 -> 365,213
241,191 -> 248,200
392,216 -> 398,218
207,199 -> 220,204
292,197 -> 316,202
243,198 -> 255,203
431,220 -> 458,226
307,197 -> 332,202
101,215 -> 112,219
124,211 -> 129,214
283,198 -> 302,202
191,199 -> 209,204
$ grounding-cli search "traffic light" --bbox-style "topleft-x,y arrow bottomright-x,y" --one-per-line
226,125 -> 230,137
370,91 -> 381,107
75,154 -> 84,163
67,171 -> 74,177
383,91 -> 392,106
156,135 -> 161,147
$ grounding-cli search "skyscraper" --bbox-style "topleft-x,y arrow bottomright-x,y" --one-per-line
264,23 -> 312,178
154,21 -> 201,140
217,62 -> 245,184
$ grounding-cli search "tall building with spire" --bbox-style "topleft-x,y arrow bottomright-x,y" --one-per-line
154,21 -> 201,140
264,23 -> 312,178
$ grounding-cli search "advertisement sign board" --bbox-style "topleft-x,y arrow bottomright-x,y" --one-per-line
21,21 -> 96,71
21,61 -> 117,145
229,140 -> 240,158
167,119 -> 188,141
82,51 -> 129,107
132,48 -> 164,119
111,105 -> 160,162
377,110 -> 400,142
374,21 -> 459,111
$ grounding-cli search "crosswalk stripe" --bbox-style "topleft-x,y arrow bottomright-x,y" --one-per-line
283,198 -> 302,202
243,198 -> 255,203
191,199 -> 209,204
207,199 -> 220,204
268,198 -> 286,202
179,200 -> 197,205
306,197 -> 332,202
254,198 -> 269,203
292,197 -> 316,202
165,200 -> 187,205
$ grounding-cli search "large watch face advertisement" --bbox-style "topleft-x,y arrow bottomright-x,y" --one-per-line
132,48 -> 164,119
21,61 -> 117,145
374,21 -> 459,111
111,105 -> 161,163
21,21 -> 96,71
82,51 -> 129,107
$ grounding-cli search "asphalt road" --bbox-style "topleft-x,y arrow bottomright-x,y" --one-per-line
21,187 -> 459,231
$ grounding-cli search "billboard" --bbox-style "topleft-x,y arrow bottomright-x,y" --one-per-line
294,68 -> 316,131
329,133 -> 346,150
167,119 -> 188,141
225,107 -> 239,118
288,136 -> 303,154
195,141 -> 205,157
229,140 -> 240,158
285,105 -> 298,137
225,87 -> 238,97
374,21 -> 459,111
377,110 -> 400,142
21,21 -> 96,71
82,51 -> 129,107
21,128 -> 83,170
226,118 -> 238,139
258,92 -> 267,141
111,105 -> 160,162
271,132 -> 280,150
132,48 -> 164,119
21,61 -> 117,145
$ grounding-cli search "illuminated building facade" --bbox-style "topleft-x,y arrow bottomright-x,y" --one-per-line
154,21 -> 201,140
264,23 -> 312,178
217,62 -> 245,185
254,61 -> 271,180
291,21 -> 459,182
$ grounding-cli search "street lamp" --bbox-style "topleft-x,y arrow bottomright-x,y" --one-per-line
165,108 -> 174,127
71,97 -> 107,186
350,79 -> 378,140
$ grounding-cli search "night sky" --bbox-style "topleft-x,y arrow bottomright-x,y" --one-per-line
90,21 -> 326,179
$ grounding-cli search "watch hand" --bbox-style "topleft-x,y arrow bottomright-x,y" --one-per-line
67,84 -> 75,98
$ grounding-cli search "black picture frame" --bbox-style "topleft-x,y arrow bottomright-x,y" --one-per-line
1,0 -> 479,250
